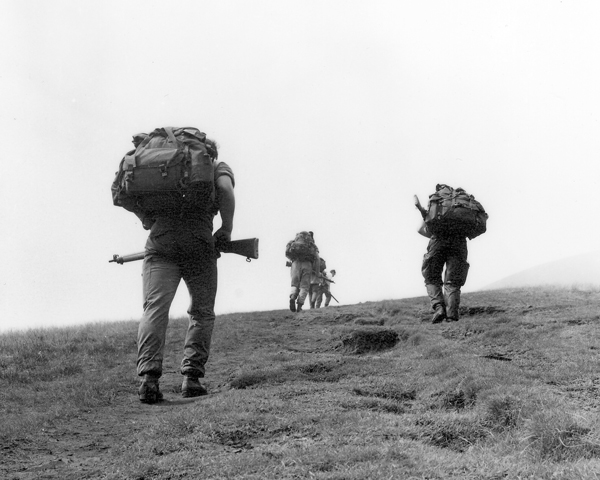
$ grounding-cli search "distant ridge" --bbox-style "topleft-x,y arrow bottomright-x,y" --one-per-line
485,250 -> 600,290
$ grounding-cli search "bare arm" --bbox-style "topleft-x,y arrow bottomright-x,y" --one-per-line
214,175 -> 235,242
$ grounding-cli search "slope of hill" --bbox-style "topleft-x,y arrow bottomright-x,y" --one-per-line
1,287 -> 600,479
485,250 -> 600,290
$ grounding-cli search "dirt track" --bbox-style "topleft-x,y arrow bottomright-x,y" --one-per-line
2,373 -> 213,479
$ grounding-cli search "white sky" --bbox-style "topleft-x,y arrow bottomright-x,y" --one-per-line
2,0 -> 600,331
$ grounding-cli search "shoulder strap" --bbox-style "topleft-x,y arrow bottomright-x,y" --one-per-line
163,127 -> 178,144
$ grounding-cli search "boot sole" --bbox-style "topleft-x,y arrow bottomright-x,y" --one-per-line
139,392 -> 164,404
182,388 -> 208,398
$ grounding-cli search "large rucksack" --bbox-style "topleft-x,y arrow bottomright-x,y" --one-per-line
422,185 -> 488,239
111,127 -> 217,218
285,232 -> 318,262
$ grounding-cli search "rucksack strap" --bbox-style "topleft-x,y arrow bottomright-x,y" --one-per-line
163,127 -> 178,145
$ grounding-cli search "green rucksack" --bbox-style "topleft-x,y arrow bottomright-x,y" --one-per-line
422,185 -> 488,239
111,127 -> 217,219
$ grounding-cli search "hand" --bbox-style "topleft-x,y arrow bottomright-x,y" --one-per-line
142,217 -> 156,230
213,227 -> 232,243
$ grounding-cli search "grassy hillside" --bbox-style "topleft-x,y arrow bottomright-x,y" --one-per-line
2,287 -> 600,479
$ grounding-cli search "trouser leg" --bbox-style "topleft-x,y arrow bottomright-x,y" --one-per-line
290,261 -> 301,300
310,285 -> 320,308
426,284 -> 445,310
445,285 -> 461,320
180,254 -> 218,378
297,263 -> 311,306
422,238 -> 449,323
137,257 -> 181,377
315,289 -> 323,308
422,239 -> 446,310
324,291 -> 331,307
444,252 -> 469,321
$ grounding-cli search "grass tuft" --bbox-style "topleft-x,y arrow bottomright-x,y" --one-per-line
524,411 -> 600,461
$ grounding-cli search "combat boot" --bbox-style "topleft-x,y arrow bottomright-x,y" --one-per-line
426,284 -> 446,323
431,305 -> 447,324
289,297 -> 296,312
296,302 -> 303,312
138,374 -> 163,404
182,376 -> 208,398
445,286 -> 461,322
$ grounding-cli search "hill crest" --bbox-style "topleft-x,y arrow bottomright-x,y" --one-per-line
485,250 -> 600,290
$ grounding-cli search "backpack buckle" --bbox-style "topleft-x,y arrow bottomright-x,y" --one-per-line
160,164 -> 167,177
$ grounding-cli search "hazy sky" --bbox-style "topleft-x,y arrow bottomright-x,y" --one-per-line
2,0 -> 600,331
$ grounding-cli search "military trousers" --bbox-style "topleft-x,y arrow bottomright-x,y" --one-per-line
290,260 -> 312,305
422,236 -> 469,318
137,252 -> 217,379
315,284 -> 331,308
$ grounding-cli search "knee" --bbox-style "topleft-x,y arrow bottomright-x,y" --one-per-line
189,313 -> 216,328
444,283 -> 461,294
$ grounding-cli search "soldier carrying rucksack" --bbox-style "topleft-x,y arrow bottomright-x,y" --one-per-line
414,184 -> 488,323
112,126 -> 235,403
285,231 -> 320,312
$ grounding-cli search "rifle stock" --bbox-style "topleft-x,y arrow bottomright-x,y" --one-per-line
216,238 -> 259,260
109,238 -> 259,264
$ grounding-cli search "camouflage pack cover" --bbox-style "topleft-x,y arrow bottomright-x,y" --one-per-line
424,185 -> 488,239
285,232 -> 318,262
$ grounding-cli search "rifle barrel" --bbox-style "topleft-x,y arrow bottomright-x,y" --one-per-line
109,252 -> 145,264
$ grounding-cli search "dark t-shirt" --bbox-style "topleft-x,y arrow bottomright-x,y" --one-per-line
145,161 -> 234,261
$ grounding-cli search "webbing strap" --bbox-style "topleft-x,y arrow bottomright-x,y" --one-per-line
164,127 -> 178,145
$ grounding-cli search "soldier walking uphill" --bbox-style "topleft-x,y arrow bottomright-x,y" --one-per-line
309,257 -> 326,309
415,184 -> 488,323
285,231 -> 320,312
111,127 -> 235,404
316,267 -> 336,308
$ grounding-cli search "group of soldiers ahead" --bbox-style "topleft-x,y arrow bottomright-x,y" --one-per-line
283,184 -> 488,324
285,231 -> 336,312
112,126 -> 487,403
